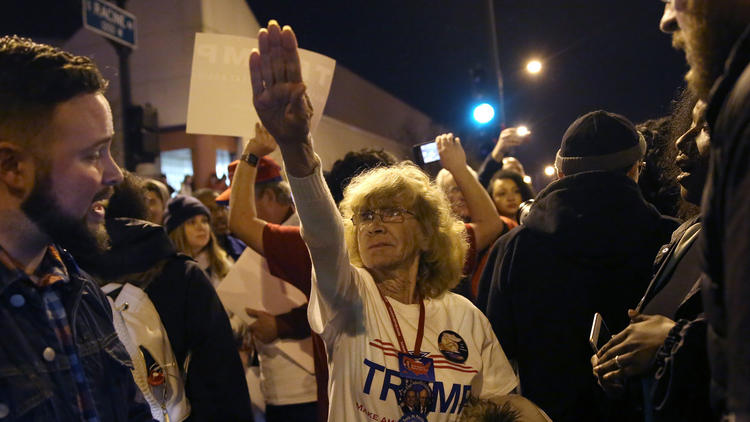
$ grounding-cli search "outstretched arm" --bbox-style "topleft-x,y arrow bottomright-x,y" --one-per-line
437,133 -> 503,251
228,123 -> 276,254
249,21 -> 357,332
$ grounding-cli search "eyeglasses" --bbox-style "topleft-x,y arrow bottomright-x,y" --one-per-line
351,207 -> 415,226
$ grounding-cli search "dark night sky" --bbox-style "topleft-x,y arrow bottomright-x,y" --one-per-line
248,0 -> 688,181
3,0 -> 689,182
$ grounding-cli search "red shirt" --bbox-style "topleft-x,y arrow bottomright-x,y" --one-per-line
262,223 -> 328,422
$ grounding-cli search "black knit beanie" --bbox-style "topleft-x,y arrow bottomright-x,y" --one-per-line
163,195 -> 210,234
555,110 -> 646,175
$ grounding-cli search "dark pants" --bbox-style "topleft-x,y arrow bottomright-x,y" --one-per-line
265,401 -> 318,422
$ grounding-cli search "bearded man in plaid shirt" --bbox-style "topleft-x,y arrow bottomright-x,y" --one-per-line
0,36 -> 153,421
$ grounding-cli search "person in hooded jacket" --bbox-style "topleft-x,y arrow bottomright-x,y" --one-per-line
75,172 -> 253,422
484,110 -> 679,422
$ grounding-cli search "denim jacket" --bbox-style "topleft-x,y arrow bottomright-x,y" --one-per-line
0,246 -> 153,421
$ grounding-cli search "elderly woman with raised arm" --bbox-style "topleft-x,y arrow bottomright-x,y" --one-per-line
249,20 -> 549,422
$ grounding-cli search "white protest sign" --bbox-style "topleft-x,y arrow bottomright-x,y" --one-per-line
186,32 -> 336,137
216,247 -> 314,373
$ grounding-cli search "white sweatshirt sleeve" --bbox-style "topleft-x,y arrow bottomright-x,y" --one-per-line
286,160 -> 362,335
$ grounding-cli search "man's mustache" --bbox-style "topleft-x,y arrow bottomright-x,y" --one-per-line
93,186 -> 114,202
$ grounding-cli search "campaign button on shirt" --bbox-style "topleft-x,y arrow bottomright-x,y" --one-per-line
42,347 -> 56,362
9,294 -> 24,308
437,330 -> 469,363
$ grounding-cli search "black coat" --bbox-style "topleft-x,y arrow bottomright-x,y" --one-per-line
485,171 -> 678,422
701,24 -> 750,416
79,218 -> 253,421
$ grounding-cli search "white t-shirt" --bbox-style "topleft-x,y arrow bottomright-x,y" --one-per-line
289,165 -> 518,422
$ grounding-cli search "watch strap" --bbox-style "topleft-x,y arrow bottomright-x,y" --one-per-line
241,153 -> 259,167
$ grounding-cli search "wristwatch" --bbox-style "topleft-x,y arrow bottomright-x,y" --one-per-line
241,152 -> 259,167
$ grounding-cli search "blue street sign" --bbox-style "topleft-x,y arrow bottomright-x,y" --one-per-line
82,0 -> 137,49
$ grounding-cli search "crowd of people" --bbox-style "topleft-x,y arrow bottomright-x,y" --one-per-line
0,1 -> 748,421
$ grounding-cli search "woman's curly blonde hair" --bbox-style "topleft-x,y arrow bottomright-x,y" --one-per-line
338,161 -> 468,298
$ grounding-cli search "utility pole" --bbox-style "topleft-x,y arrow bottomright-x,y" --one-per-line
487,0 -> 506,128
83,0 -> 139,169
112,0 -> 136,170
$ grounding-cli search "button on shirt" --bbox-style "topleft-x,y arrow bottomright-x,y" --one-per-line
9,294 -> 24,307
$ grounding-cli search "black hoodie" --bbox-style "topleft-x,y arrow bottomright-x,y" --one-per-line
485,171 -> 678,422
78,218 -> 253,422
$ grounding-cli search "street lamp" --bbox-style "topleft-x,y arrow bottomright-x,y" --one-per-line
544,165 -> 556,177
526,60 -> 542,75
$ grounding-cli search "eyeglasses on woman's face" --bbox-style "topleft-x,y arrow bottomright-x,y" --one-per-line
351,207 -> 415,226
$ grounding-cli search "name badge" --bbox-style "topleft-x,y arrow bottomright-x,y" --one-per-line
398,353 -> 435,382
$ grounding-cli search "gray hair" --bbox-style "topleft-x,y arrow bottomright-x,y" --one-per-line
256,180 -> 293,206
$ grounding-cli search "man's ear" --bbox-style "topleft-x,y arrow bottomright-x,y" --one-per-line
0,142 -> 35,196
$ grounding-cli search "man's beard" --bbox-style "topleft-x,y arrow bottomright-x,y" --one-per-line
675,3 -> 747,99
20,170 -> 111,258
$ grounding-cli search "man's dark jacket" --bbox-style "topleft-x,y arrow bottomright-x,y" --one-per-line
485,171 -> 678,422
701,24 -> 750,417
78,218 -> 253,421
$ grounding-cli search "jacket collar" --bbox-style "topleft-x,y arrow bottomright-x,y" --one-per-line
706,24 -> 750,142
0,244 -> 80,296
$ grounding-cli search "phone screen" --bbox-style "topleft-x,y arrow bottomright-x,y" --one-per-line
420,142 -> 440,164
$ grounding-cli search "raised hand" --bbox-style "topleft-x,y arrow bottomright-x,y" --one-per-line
243,123 -> 278,158
436,133 -> 467,174
249,20 -> 312,147
492,127 -> 529,161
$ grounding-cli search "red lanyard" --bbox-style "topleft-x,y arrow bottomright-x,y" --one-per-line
378,289 -> 426,355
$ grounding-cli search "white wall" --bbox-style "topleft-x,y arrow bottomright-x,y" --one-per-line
313,115 -> 411,170
324,66 -> 447,145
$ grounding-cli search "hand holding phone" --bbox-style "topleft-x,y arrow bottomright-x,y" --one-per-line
412,140 -> 440,166
491,126 -> 530,161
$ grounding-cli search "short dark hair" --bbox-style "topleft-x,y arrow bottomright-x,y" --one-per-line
326,148 -> 398,204
106,171 -> 150,222
459,397 -> 520,422
0,35 -> 107,147
488,170 -> 535,202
